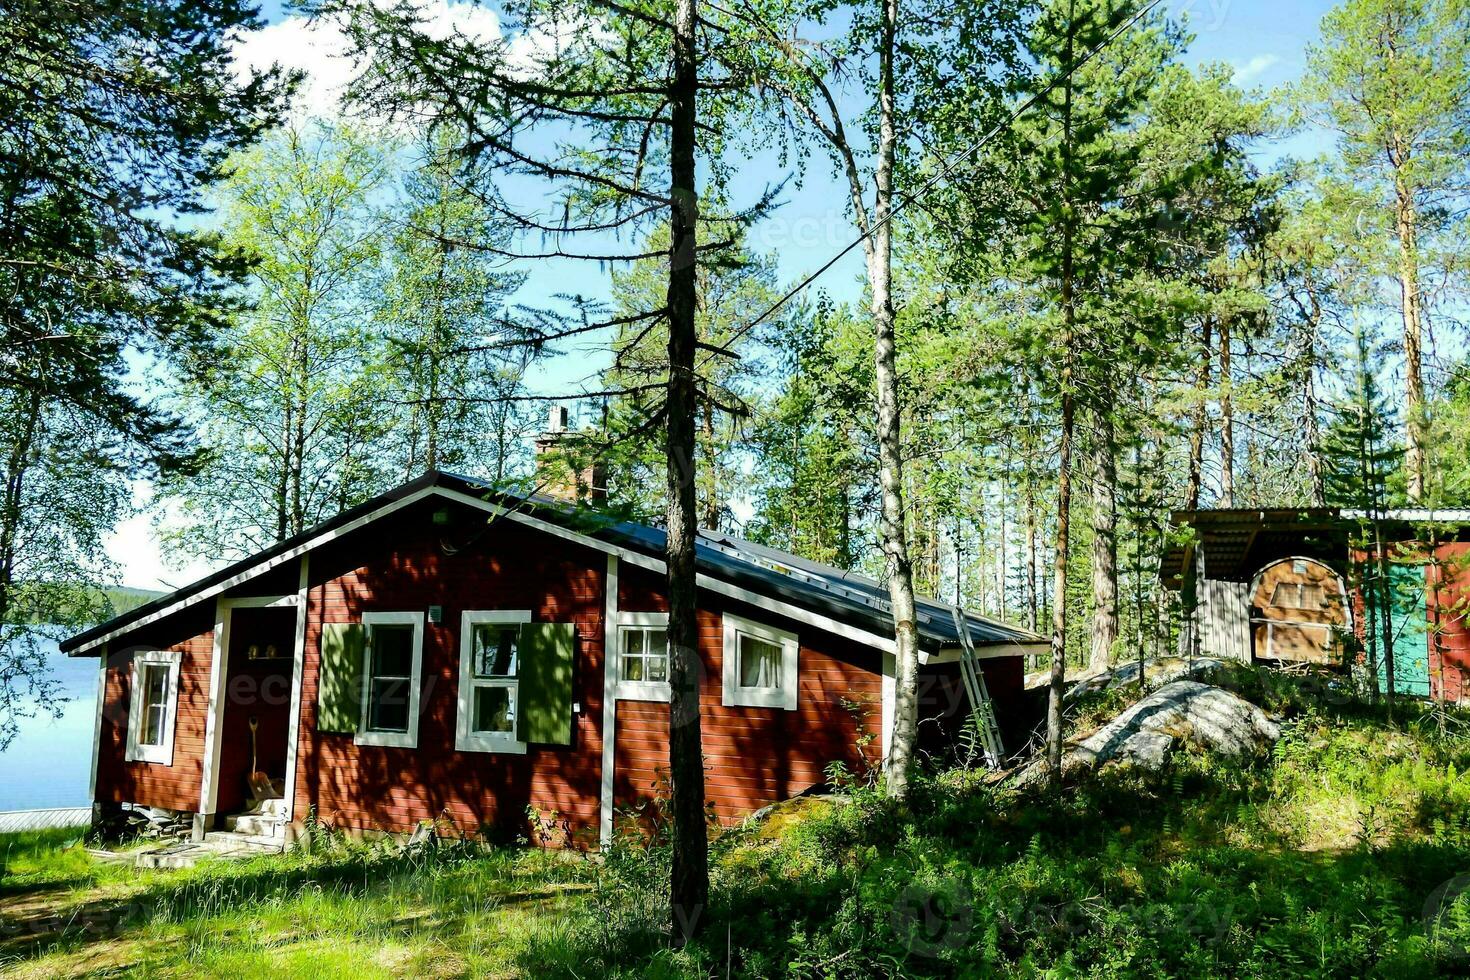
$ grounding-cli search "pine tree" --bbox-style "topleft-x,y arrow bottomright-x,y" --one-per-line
1298,0 -> 1470,501
0,0 -> 288,744
1320,323 -> 1402,705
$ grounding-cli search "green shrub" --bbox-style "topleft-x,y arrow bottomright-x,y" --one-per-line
521,673 -> 1470,977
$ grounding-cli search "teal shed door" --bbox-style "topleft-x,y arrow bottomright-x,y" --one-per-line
1376,564 -> 1431,698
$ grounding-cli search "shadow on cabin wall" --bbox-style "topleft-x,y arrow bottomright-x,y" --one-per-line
292,504 -> 605,846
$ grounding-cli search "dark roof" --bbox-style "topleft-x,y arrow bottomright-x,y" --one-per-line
64,470 -> 1039,654
1159,506 -> 1470,587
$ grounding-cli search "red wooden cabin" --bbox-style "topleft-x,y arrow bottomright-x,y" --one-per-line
65,471 -> 1042,846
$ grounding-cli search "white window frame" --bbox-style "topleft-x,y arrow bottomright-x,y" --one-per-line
721,612 -> 798,710
356,611 -> 425,749
456,610 -> 531,754
615,612 -> 671,702
125,649 -> 182,765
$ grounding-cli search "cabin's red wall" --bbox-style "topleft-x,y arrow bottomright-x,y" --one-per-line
291,506 -> 607,843
614,564 -> 883,827
94,605 -> 215,813
91,494 -> 1028,838
289,512 -> 885,839
1428,545 -> 1470,703
916,658 -> 1030,762
1349,543 -> 1470,703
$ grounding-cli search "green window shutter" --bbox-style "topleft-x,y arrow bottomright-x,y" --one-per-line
517,622 -> 575,745
317,623 -> 365,734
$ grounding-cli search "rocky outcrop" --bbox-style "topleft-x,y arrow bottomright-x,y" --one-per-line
1018,680 -> 1280,784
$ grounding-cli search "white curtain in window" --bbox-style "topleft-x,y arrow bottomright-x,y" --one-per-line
740,634 -> 782,689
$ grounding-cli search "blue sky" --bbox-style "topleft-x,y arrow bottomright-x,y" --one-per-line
247,0 -> 1339,319
107,0 -> 1342,589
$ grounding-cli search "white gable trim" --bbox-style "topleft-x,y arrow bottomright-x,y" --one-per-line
923,642 -> 1049,665
73,482 -> 1013,661
68,486 -> 442,655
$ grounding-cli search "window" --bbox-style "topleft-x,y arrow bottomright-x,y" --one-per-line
621,627 -> 668,682
125,650 -> 182,764
1271,582 -> 1328,611
721,613 -> 798,710
615,613 -> 670,701
357,612 -> 425,748
456,610 -> 530,753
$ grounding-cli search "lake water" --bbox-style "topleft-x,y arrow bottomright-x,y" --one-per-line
0,639 -> 97,811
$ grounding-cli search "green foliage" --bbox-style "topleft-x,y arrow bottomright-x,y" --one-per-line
0,0 -> 288,752
157,121 -> 394,560
1424,363 -> 1470,505
1297,0 -> 1470,229
1320,325 -> 1403,510
599,228 -> 782,528
746,301 -> 877,570
377,130 -> 531,481
528,675 -> 1470,977
1295,0 -> 1470,495
7,681 -> 1468,976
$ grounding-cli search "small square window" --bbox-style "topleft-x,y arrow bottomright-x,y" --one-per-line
620,626 -> 669,683
738,633 -> 783,690
614,618 -> 671,701
721,614 -> 797,710
473,624 -> 518,678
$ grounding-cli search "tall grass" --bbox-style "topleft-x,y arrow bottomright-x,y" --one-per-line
1,827 -> 599,977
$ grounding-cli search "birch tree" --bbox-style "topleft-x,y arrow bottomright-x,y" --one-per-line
159,122 -> 391,558
727,0 -> 1026,797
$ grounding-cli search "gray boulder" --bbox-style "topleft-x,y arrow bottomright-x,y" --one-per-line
1018,680 -> 1279,784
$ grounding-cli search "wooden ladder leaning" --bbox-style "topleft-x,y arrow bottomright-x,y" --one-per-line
950,605 -> 1006,768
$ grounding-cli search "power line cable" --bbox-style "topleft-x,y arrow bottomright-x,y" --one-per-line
699,0 -> 1169,367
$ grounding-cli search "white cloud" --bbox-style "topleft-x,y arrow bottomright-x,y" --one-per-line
1232,54 -> 1281,85
232,2 -> 504,122
104,484 -> 223,593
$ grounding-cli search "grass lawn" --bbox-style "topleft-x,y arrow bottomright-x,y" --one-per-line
0,829 -> 599,978
4,670 -> 1469,977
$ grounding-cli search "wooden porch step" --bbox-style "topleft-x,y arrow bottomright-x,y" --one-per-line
222,812 -> 282,836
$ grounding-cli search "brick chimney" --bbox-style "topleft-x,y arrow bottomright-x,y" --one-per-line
533,405 -> 607,504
